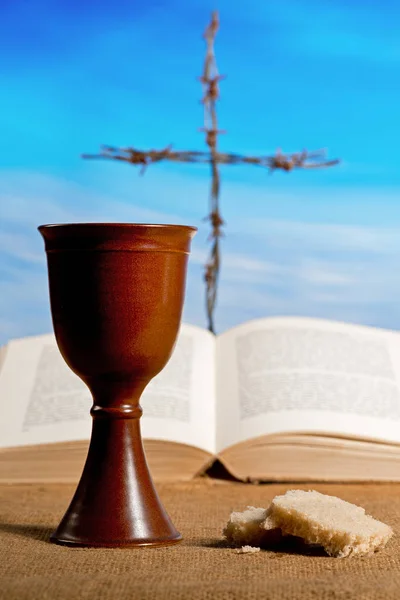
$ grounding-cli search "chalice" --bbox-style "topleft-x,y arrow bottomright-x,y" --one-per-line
39,223 -> 196,547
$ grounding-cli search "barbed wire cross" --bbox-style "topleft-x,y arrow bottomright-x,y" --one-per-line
83,11 -> 339,334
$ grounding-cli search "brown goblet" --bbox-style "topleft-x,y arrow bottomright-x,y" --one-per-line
38,223 -> 196,547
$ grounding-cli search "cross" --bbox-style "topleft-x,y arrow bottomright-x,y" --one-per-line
83,11 -> 339,334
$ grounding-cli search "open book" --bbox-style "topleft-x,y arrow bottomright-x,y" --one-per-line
2,316 -> 400,483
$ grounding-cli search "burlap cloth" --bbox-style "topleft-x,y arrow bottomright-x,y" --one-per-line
1,479 -> 400,599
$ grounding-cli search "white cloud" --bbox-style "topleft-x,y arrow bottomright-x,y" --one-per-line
223,254 -> 280,274
0,231 -> 43,264
237,217 -> 400,255
297,262 -> 354,286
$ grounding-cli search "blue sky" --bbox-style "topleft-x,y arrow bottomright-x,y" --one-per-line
1,0 -> 400,344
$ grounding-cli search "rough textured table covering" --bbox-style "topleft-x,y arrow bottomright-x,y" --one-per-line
1,479 -> 399,600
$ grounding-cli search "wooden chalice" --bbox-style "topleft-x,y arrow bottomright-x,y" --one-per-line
39,223 -> 196,547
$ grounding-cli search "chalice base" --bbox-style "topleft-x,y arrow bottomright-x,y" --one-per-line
50,416 -> 182,548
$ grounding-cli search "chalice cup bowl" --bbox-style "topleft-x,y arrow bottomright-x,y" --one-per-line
39,223 -> 197,547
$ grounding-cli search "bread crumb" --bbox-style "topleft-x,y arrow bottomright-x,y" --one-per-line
236,545 -> 261,554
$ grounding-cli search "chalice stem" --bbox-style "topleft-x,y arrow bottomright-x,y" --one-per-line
51,380 -> 181,547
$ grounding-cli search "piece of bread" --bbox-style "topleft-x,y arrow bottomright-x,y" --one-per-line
264,489 -> 393,558
223,506 -> 282,547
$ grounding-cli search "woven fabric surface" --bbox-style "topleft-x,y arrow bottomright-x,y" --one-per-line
0,479 -> 399,600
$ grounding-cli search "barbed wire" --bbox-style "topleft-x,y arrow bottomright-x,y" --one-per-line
82,11 -> 339,334
82,144 -> 339,173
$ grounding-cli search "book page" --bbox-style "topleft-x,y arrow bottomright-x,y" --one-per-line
216,316 -> 400,452
0,324 -> 216,454
140,324 -> 216,453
